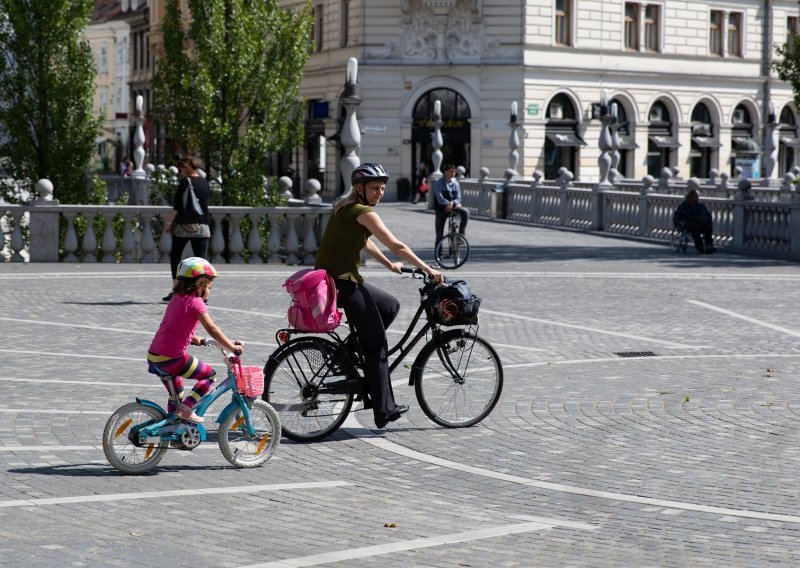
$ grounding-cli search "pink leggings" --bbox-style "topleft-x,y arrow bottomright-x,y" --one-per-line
147,352 -> 217,413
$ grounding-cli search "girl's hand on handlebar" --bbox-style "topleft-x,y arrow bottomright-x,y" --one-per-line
388,261 -> 403,274
232,340 -> 244,356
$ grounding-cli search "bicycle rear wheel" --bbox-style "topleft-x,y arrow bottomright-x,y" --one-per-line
413,329 -> 503,427
102,402 -> 168,474
263,338 -> 354,442
434,233 -> 469,269
218,400 -> 281,468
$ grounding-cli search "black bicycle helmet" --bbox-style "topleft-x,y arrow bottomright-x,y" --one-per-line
351,163 -> 389,185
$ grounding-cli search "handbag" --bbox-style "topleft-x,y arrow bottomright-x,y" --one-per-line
180,177 -> 204,222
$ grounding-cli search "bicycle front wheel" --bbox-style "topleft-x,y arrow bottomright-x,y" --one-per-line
434,233 -> 469,269
102,402 -> 167,474
218,400 -> 281,468
413,330 -> 503,427
264,338 -> 354,442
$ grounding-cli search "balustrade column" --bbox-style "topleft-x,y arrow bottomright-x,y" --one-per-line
227,213 -> 245,263
120,213 -> 136,263
302,213 -> 319,265
266,212 -> 283,264
101,214 -> 116,263
63,212 -> 79,262
10,213 -> 25,263
211,214 -> 226,265
247,213 -> 263,263
284,213 -> 301,265
139,214 -> 156,263
81,214 -> 98,263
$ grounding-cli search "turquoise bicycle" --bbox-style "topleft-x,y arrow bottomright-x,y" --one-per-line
103,341 -> 281,474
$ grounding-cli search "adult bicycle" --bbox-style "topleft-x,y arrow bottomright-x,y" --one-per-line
434,212 -> 470,269
103,341 -> 281,474
262,268 -> 503,442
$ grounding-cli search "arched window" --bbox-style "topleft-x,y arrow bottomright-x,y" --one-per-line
412,88 -> 471,178
731,104 -> 759,177
689,102 -> 719,177
647,100 -> 678,176
779,106 -> 799,175
544,93 -> 584,179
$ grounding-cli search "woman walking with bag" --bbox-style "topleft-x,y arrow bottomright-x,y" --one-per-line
162,156 -> 212,302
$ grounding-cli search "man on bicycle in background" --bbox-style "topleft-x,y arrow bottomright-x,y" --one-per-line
433,163 -> 469,248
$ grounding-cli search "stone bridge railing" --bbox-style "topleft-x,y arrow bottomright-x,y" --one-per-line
461,176 -> 800,260
1,202 -> 332,264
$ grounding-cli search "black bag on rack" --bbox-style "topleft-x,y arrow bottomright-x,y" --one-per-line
425,279 -> 481,326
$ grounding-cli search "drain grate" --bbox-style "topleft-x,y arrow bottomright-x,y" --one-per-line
614,351 -> 659,358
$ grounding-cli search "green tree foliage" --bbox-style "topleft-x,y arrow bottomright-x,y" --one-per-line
0,0 -> 99,204
774,40 -> 800,111
154,0 -> 313,206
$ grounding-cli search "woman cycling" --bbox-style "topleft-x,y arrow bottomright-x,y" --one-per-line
315,163 -> 443,429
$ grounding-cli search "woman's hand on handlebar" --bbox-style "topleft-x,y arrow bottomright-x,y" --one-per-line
399,265 -> 443,284
388,261 -> 404,274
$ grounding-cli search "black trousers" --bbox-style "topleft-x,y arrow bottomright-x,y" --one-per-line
334,279 -> 400,425
686,220 -> 713,251
169,236 -> 210,279
435,207 -> 469,246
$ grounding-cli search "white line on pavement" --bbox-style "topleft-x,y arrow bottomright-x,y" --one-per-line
499,352 -> 800,370
0,481 -> 351,509
341,414 -> 800,524
0,317 -> 274,347
0,377 -> 162,388
244,515 -> 596,568
479,308 -> 692,348
688,300 -> 800,338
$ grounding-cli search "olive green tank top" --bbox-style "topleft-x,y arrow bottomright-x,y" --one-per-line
315,203 -> 373,283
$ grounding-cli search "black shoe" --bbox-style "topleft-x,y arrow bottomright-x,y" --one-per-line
373,405 -> 409,429
386,405 -> 409,423
162,292 -> 173,302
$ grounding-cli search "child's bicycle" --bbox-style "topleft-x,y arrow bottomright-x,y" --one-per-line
103,341 -> 281,474
263,268 -> 502,442
434,212 -> 470,269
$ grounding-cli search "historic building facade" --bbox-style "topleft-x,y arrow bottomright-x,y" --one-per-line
283,0 -> 800,199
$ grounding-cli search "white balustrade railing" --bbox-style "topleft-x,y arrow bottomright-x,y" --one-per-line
1,203 -> 332,264
460,178 -> 800,261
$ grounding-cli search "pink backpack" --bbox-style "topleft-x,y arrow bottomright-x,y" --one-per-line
283,268 -> 342,332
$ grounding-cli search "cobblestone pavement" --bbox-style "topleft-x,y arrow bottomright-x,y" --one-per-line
1,202 -> 800,567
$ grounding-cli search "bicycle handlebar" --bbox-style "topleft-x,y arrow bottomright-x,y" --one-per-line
202,338 -> 242,361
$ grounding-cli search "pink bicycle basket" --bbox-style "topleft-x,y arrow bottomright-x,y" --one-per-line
234,363 -> 264,397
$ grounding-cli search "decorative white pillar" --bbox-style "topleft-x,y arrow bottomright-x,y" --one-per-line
131,95 -> 148,204
339,57 -> 361,195
610,102 -> 621,182
597,89 -> 614,188
763,101 -> 779,181
132,95 -> 146,180
508,101 -> 520,179
430,99 -> 444,183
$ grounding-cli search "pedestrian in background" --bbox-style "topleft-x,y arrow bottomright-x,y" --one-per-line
162,156 -> 212,301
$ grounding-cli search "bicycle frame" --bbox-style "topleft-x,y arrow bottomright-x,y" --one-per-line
133,368 -> 259,445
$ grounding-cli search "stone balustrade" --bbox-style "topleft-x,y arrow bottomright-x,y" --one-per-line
1,202 -> 332,264
460,176 -> 800,261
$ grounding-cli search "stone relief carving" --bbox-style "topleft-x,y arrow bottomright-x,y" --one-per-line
374,0 -> 498,61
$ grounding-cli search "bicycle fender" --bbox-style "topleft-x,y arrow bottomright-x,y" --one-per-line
408,328 -> 470,386
264,336 -> 333,372
216,400 -> 247,425
135,397 -> 167,415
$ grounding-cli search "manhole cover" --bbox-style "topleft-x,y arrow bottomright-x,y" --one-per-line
614,351 -> 659,358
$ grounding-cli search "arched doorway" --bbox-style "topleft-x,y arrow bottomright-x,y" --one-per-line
647,100 -> 679,177
779,106 -> 799,175
731,103 -> 759,177
411,88 -> 471,182
689,102 -> 719,177
544,93 -> 584,179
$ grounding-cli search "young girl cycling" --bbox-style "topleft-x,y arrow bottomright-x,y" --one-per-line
147,257 -> 242,423
315,163 -> 443,429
